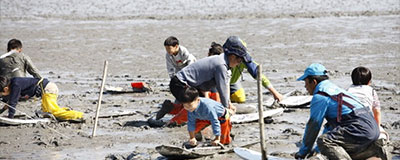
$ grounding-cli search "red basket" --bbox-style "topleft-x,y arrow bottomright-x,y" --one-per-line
131,82 -> 145,89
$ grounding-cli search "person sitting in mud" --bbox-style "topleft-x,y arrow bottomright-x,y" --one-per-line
164,36 -> 196,78
295,63 -> 387,160
207,37 -> 283,103
0,76 -> 84,121
156,36 -> 252,126
181,86 -> 233,146
0,39 -> 41,79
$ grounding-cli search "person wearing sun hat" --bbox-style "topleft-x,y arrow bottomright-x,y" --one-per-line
295,63 -> 382,160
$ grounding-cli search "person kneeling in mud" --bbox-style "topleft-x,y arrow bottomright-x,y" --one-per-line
182,86 -> 233,146
0,76 -> 84,121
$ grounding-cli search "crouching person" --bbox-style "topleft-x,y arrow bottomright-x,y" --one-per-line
181,86 -> 232,146
0,76 -> 84,121
295,63 -> 380,160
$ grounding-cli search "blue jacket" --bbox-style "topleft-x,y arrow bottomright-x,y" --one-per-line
298,80 -> 365,155
187,98 -> 226,136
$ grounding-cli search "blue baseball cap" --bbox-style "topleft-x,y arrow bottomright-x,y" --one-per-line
297,63 -> 327,81
222,36 -> 252,63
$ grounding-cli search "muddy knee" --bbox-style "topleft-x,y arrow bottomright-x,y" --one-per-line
317,136 -> 351,160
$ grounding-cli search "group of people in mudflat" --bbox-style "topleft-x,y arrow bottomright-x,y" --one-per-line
0,36 -> 390,159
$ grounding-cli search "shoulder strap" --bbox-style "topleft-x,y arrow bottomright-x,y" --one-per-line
317,91 -> 358,122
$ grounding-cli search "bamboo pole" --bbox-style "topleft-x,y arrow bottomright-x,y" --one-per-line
92,60 -> 108,138
257,65 -> 268,160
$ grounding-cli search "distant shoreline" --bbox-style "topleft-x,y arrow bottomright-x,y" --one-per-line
1,0 -> 399,20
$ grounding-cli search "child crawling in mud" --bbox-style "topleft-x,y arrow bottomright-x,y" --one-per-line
0,76 -> 84,121
181,86 -> 233,146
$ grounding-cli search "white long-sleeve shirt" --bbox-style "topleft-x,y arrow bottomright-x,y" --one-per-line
165,46 -> 196,78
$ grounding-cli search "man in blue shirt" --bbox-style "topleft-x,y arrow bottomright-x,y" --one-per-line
180,86 -> 232,146
295,63 -> 380,159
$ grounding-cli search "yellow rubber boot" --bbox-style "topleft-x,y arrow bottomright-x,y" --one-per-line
41,93 -> 84,120
230,88 -> 246,103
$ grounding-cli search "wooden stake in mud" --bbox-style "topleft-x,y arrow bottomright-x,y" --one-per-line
92,60 -> 108,138
257,65 -> 268,160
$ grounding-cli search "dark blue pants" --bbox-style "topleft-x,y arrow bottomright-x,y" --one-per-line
317,107 -> 380,160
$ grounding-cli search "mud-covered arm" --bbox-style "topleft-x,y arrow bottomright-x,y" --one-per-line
298,95 -> 328,156
23,54 -> 41,79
